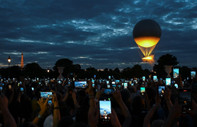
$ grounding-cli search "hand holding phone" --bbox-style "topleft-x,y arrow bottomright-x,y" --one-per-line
153,75 -> 158,82
158,86 -> 165,97
40,92 -> 53,105
40,92 -> 53,100
191,71 -> 196,79
142,76 -> 145,82
74,81 -> 87,88
99,98 -> 111,125
140,87 -> 145,96
123,83 -> 128,89
104,89 -> 114,95
37,97 -> 50,113
166,78 -> 171,86
52,92 -> 60,107
178,89 -> 192,113
173,68 -> 179,78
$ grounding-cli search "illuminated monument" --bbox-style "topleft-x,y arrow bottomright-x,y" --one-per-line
21,52 -> 24,69
133,19 -> 161,63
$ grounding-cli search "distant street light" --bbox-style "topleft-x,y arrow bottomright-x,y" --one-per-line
8,56 -> 11,66
47,69 -> 50,73
8,56 -> 11,78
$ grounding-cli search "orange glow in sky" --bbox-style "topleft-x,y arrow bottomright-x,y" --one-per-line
134,36 -> 160,48
142,55 -> 154,63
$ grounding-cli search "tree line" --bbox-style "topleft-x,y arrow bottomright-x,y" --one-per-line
0,54 -> 196,80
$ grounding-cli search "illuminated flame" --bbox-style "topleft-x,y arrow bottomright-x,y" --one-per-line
142,55 -> 154,63
134,36 -> 160,48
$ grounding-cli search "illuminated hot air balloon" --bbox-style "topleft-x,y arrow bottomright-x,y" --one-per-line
133,19 -> 161,63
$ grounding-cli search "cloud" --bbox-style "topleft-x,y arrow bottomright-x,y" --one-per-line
0,0 -> 197,69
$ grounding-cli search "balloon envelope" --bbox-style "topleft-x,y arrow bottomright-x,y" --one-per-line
133,19 -> 161,58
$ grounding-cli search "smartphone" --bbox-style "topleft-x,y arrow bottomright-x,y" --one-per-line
112,82 -> 115,85
131,83 -> 134,86
92,79 -> 95,84
32,79 -> 36,82
123,83 -> 128,89
40,92 -> 53,99
108,76 -> 111,80
104,89 -> 114,94
68,81 -> 71,86
112,84 -> 116,88
18,81 -> 22,86
142,76 -> 146,81
20,87 -> 24,92
191,71 -> 196,79
158,86 -> 165,97
166,78 -> 171,86
107,85 -> 110,88
0,86 -> 3,91
106,81 -> 110,85
74,81 -> 87,88
153,75 -> 158,82
174,84 -> 178,89
58,80 -> 62,84
31,87 -> 34,91
115,80 -> 120,84
173,68 -> 179,78
179,89 -> 192,113
40,92 -> 53,105
140,87 -> 145,95
99,99 -> 111,125
0,86 -> 2,94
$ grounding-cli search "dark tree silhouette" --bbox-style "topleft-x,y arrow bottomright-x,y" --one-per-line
85,67 -> 97,79
1,55 -> 194,80
157,54 -> 178,66
180,66 -> 190,80
113,68 -> 121,79
53,58 -> 74,78
153,54 -> 179,78
24,63 -> 45,78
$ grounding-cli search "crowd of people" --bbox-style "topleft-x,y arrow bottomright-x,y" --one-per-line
0,75 -> 197,127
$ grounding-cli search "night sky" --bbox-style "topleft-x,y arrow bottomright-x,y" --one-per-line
0,0 -> 197,69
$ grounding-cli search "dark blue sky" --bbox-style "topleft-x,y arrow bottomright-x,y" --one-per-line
0,0 -> 197,69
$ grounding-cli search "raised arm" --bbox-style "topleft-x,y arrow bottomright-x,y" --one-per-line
53,93 -> 61,127
62,91 -> 69,102
163,100 -> 181,127
72,91 -> 80,108
32,98 -> 48,125
113,90 -> 131,127
164,87 -> 173,111
88,81 -> 98,127
0,94 -> 17,127
143,95 -> 160,127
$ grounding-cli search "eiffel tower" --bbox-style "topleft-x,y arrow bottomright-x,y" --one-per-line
21,52 -> 24,69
